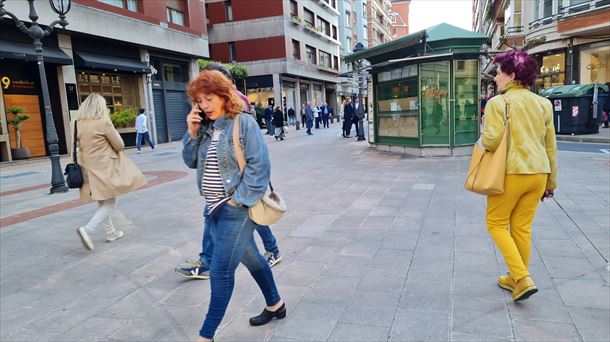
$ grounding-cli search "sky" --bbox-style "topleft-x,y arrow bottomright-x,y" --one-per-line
408,0 -> 474,33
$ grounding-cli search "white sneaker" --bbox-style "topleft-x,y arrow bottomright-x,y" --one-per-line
76,227 -> 94,251
137,150 -> 142,154
106,230 -> 124,243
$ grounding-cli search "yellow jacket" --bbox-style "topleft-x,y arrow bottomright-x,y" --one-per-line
481,82 -> 557,189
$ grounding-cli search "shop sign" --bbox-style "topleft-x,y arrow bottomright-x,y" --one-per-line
0,64 -> 38,95
572,106 -> 579,117
553,100 -> 562,111
540,64 -> 561,76
423,87 -> 449,98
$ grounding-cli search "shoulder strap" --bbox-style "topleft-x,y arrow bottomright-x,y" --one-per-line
501,95 -> 510,122
233,114 -> 246,174
73,120 -> 78,163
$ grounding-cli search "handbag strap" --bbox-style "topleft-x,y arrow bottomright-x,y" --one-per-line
232,114 -> 273,190
73,120 -> 78,164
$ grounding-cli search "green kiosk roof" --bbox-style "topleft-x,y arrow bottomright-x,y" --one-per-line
344,23 -> 488,66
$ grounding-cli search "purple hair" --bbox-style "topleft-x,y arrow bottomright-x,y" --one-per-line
493,50 -> 539,87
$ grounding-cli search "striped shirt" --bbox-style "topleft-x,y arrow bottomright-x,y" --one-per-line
203,130 -> 229,215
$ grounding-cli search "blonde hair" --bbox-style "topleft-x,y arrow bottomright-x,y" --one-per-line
77,94 -> 110,120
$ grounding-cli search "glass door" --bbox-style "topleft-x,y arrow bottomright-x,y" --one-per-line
454,60 -> 480,145
419,62 -> 450,145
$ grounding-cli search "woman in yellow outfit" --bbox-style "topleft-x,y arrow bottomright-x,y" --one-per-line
481,50 -> 557,301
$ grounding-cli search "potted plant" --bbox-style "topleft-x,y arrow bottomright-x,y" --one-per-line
6,106 -> 31,160
110,107 -> 137,131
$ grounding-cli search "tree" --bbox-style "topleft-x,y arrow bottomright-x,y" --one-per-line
6,107 -> 31,149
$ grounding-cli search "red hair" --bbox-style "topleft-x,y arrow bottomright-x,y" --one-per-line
187,70 -> 244,117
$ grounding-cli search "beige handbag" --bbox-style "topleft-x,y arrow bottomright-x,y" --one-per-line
233,114 -> 287,225
464,96 -> 510,195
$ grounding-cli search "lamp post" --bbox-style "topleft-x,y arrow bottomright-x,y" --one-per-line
1,0 -> 71,194
353,42 -> 366,141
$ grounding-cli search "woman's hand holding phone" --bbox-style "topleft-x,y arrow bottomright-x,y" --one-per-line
187,104 -> 203,138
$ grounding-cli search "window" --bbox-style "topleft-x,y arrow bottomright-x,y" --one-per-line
292,40 -> 301,60
229,42 -> 236,63
98,0 -> 138,11
317,17 -> 330,36
164,63 -> 188,82
363,25 -> 367,39
225,1 -> 233,21
346,37 -> 352,53
319,51 -> 331,68
345,11 -> 351,26
331,0 -> 336,9
332,25 -> 337,40
290,0 -> 298,17
167,0 -> 187,25
77,71 -> 139,112
514,0 -> 522,27
333,55 -> 339,70
305,45 -> 316,64
535,0 -> 553,19
304,8 -> 314,26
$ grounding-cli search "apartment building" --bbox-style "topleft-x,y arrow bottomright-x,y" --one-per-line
474,0 -> 610,92
206,0 -> 340,114
0,0 -> 208,161
367,0 -> 393,47
390,0 -> 410,39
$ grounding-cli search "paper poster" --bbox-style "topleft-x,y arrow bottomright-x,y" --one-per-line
553,100 -> 562,111
572,106 -> 579,117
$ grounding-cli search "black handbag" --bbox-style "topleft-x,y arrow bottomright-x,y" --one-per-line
64,120 -> 84,188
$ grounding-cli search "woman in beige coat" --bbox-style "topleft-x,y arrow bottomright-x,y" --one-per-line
74,94 -> 147,251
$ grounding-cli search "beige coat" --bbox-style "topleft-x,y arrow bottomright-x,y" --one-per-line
71,118 -> 147,202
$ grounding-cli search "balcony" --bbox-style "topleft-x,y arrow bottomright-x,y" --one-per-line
315,0 -> 340,16
529,0 -> 610,30
504,25 -> 524,37
303,21 -> 341,45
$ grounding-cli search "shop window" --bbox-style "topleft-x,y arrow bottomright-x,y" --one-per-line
579,44 -> 610,84
303,8 -> 314,26
454,60 -> 479,145
98,0 -> 138,11
419,61 -> 450,145
290,0 -> 298,17
164,63 -> 188,83
292,40 -> 301,60
536,53 -> 565,90
76,71 -> 139,113
225,1 -> 233,22
376,76 -> 419,139
306,45 -> 316,65
167,0 -> 186,25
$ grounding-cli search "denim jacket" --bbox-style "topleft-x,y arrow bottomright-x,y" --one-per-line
182,113 -> 270,208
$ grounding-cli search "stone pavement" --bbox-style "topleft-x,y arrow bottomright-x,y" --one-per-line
555,127 -> 610,144
1,122 -> 609,342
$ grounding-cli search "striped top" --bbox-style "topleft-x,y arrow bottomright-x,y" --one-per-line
203,130 -> 229,215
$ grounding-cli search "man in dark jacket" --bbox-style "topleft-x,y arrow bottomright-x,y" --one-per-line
305,102 -> 314,135
354,97 -> 365,139
264,105 -> 274,135
343,97 -> 354,137
287,106 -> 296,126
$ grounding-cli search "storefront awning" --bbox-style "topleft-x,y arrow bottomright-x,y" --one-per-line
74,51 -> 150,74
0,40 -> 73,65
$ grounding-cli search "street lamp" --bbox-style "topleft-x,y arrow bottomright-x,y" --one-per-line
1,0 -> 71,194
353,42 -> 366,141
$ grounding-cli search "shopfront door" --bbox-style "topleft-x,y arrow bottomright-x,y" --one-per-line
420,61 -> 450,145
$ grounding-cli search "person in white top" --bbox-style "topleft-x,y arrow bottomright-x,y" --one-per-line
135,108 -> 155,153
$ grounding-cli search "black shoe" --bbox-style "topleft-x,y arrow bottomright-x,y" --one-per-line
249,303 -> 286,326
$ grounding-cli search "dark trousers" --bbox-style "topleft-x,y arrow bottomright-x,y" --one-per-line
301,114 -> 306,127
322,114 -> 329,128
306,119 -> 313,134
343,119 -> 351,136
315,116 -> 320,129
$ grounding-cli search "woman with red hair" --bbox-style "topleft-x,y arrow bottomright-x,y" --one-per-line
182,70 -> 285,341
481,50 -> 557,301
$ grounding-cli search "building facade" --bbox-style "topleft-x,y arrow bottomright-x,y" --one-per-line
0,0 -> 208,161
474,0 -> 610,93
206,0 -> 340,115
390,0 -> 410,39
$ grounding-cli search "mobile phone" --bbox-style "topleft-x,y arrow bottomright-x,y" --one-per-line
197,104 -> 205,120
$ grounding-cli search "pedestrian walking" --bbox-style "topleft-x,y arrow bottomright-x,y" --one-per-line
135,108 -> 155,153
287,106 -> 296,126
343,97 -> 354,137
480,50 -> 557,302
313,103 -> 321,129
273,106 -> 285,141
305,102 -> 314,135
264,104 -> 274,135
321,102 -> 330,128
73,94 -> 147,251
183,70 -> 285,342
301,102 -> 307,127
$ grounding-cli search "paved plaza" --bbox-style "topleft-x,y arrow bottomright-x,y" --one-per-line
1,122 -> 609,342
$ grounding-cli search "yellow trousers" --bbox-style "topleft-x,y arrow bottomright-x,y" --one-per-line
486,174 -> 547,281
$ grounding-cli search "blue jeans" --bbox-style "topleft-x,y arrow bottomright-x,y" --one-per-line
199,204 -> 281,339
199,221 -> 279,268
136,131 -> 154,151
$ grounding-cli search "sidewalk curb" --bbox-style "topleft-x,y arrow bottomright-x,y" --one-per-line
556,135 -> 610,144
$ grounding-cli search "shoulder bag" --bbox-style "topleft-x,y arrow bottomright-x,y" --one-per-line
464,95 -> 510,195
233,114 -> 286,225
64,121 -> 84,188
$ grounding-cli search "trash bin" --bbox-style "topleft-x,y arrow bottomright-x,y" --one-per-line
542,83 -> 609,135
